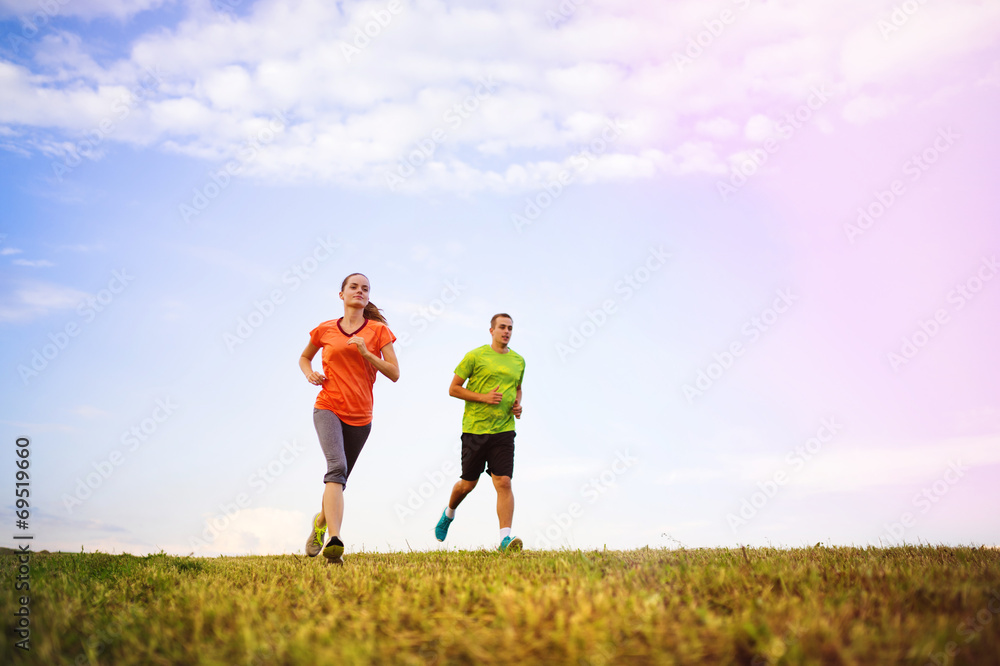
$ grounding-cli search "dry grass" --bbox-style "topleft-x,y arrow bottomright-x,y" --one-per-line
2,546 -> 998,664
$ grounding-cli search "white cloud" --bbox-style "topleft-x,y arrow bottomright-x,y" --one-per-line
842,94 -> 904,124
191,507 -> 307,556
12,258 -> 55,267
2,0 -> 999,191
0,0 -> 173,21
0,280 -> 88,322
72,405 -> 110,419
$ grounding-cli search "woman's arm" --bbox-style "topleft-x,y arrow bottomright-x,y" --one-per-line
348,338 -> 400,382
299,342 -> 326,385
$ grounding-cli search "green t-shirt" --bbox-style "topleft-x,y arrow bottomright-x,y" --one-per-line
455,345 -> 526,434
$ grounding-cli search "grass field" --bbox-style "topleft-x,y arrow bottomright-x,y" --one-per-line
2,546 -> 998,665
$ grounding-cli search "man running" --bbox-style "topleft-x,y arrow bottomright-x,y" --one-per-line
435,313 -> 525,552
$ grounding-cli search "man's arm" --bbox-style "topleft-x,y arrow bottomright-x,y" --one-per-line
449,374 -> 502,404
512,385 -> 522,418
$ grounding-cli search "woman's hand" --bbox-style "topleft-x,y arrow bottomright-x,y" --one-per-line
306,371 -> 326,386
347,336 -> 370,358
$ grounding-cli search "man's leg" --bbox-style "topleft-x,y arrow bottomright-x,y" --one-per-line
449,478 -> 478,510
492,474 -> 513,529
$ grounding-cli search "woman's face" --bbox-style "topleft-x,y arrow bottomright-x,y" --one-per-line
341,274 -> 370,308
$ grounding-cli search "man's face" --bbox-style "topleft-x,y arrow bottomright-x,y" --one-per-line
491,317 -> 513,347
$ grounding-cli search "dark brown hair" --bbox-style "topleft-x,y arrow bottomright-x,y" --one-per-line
490,313 -> 512,328
341,273 -> 387,324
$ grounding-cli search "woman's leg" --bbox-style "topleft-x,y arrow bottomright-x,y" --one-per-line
313,409 -> 371,538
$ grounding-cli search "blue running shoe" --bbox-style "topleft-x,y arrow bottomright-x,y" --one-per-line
435,509 -> 454,542
498,536 -> 523,553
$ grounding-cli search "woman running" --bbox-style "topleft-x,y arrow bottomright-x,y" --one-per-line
300,273 -> 399,564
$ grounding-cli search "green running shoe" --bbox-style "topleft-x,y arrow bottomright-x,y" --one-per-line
498,535 -> 523,553
305,513 -> 326,557
435,509 -> 454,542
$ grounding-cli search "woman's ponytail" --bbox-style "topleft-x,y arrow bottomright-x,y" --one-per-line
363,301 -> 387,324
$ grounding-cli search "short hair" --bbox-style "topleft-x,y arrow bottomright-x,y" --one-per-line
490,313 -> 513,328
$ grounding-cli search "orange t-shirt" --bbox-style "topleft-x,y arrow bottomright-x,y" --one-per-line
310,318 -> 396,426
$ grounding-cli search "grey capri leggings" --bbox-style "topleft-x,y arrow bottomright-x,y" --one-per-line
314,408 -> 372,487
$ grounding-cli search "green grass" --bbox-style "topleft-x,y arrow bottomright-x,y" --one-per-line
2,546 -> 998,664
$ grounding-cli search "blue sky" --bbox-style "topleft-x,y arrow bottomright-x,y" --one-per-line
2,0 -> 999,556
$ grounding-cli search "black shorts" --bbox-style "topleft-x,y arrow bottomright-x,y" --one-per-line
461,431 -> 515,481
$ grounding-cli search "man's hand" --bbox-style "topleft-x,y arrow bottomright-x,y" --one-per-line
482,385 -> 503,405
512,399 -> 522,418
